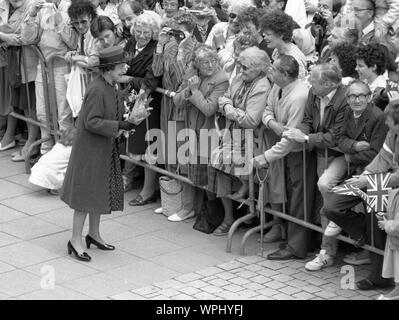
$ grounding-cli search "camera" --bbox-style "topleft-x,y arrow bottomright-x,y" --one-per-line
313,4 -> 329,27
120,26 -> 132,40
166,29 -> 186,41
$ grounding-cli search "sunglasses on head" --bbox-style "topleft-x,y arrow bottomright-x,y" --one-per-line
229,13 -> 237,19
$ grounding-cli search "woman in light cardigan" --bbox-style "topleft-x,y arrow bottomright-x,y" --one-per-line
210,46 -> 271,236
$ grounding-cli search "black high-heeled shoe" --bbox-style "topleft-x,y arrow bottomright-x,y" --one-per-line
85,235 -> 115,251
67,241 -> 91,262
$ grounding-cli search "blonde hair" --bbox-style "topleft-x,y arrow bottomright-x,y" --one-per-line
133,12 -> 161,40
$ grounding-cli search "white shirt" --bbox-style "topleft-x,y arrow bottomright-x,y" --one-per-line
362,21 -> 375,36
369,74 -> 387,93
285,0 -> 307,28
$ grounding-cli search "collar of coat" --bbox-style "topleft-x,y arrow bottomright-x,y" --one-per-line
346,103 -> 375,139
128,38 -> 157,59
312,84 -> 347,111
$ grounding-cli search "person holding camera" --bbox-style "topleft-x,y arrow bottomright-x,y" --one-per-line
190,0 -> 219,42
152,11 -> 199,215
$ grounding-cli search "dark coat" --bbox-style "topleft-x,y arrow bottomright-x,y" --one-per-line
338,103 -> 388,174
124,38 -> 161,155
61,77 -> 124,214
300,84 -> 348,157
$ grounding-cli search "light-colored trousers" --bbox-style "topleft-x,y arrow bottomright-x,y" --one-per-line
35,64 -> 72,154
317,154 -> 347,257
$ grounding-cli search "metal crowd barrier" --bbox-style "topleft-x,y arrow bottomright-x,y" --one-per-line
126,87 -> 384,258
13,47 -> 383,257
9,45 -> 61,173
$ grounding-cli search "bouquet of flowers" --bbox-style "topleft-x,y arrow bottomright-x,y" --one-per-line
122,86 -> 153,125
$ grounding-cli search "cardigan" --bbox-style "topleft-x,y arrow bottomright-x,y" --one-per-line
263,79 -> 309,163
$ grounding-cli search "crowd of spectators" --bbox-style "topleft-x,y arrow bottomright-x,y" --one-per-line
1,0 -> 399,300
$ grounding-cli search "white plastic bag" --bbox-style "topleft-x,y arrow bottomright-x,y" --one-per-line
65,65 -> 89,118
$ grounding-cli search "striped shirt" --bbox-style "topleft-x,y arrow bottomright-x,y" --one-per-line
152,36 -> 198,121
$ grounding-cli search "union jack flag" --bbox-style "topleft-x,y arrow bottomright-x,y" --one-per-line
366,173 -> 392,213
332,184 -> 371,213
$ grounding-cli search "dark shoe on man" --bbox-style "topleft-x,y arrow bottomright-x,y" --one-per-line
267,247 -> 299,261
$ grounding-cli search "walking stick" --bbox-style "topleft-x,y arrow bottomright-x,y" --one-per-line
256,167 -> 268,257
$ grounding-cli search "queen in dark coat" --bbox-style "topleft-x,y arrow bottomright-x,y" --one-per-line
61,46 -> 150,262
120,13 -> 162,206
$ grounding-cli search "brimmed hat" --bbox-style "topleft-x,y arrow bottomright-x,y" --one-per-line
98,46 -> 128,68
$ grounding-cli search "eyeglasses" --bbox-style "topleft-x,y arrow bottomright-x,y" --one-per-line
229,13 -> 237,19
237,62 -> 250,71
198,59 -> 218,67
134,29 -> 152,37
353,7 -> 373,12
347,94 -> 370,102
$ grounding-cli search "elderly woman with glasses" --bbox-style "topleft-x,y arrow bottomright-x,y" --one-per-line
205,0 -> 255,69
170,44 -> 229,222
115,13 -> 163,206
209,46 -> 271,236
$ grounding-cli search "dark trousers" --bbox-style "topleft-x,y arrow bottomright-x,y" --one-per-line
323,193 -> 389,284
285,151 -> 317,258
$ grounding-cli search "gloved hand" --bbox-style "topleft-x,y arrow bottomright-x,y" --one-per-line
118,121 -> 135,131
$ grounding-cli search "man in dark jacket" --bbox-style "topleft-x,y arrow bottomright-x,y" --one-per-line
283,63 -> 348,266
306,80 -> 388,272
338,80 -> 388,177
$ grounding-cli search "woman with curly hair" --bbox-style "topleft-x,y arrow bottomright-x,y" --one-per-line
329,42 -> 358,85
356,43 -> 388,95
260,9 -> 307,79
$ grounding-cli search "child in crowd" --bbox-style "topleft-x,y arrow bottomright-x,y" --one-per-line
29,127 -> 76,195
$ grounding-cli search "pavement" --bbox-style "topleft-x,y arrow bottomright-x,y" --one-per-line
0,147 -> 391,300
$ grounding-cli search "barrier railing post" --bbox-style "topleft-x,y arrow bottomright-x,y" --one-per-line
303,144 -> 308,222
9,45 -> 55,173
